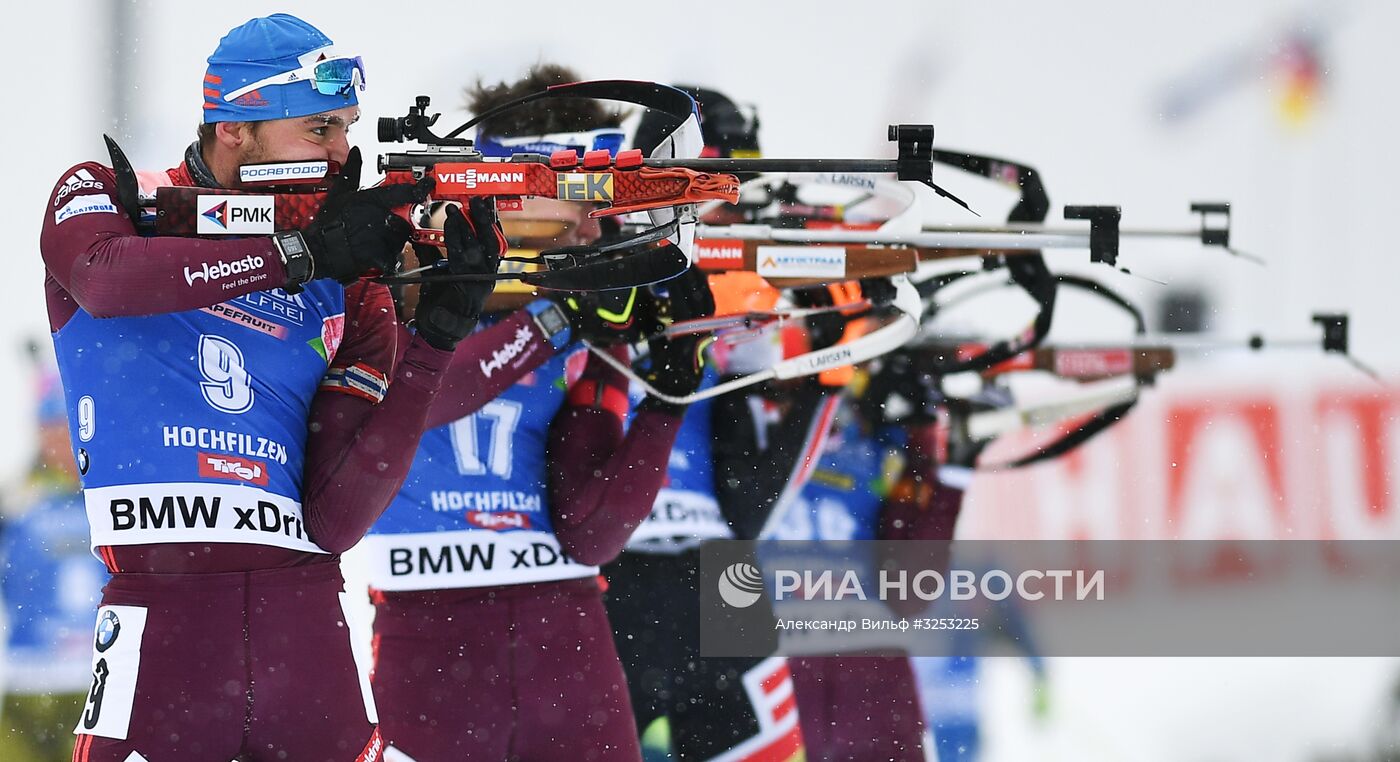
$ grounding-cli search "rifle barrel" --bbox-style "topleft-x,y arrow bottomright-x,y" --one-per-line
697,224 -> 1090,251
1047,337 -> 1320,351
645,158 -> 901,173
926,224 -> 1207,239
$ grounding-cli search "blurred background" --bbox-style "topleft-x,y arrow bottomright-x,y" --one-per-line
3,1 -> 1398,759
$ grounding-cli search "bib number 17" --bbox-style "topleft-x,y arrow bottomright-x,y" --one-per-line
449,400 -> 523,478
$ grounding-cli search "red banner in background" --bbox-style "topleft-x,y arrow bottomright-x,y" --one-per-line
959,376 -> 1400,541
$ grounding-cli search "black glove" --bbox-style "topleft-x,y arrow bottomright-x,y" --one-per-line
302,147 -> 431,285
639,267 -> 716,415
792,278 -> 896,352
942,398 -> 990,468
859,351 -> 943,425
554,287 -> 662,346
412,199 -> 503,350
859,277 -> 898,307
791,285 -> 846,351
652,265 -> 717,330
941,385 -> 1012,468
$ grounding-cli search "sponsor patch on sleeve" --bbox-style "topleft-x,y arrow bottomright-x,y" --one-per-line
55,194 -> 118,225
53,168 -> 105,206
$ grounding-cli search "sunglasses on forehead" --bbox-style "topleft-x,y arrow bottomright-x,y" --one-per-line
223,56 -> 366,103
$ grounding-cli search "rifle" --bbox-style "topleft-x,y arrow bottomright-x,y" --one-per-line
948,312 -> 1371,468
115,80 -> 971,292
601,147 -> 1063,396
692,201 -> 1244,284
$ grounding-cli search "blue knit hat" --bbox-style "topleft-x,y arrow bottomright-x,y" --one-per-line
202,13 -> 361,123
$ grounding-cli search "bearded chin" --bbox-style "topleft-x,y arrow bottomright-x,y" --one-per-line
237,136 -> 270,173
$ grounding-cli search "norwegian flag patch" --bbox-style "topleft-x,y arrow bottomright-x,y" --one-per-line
320,362 -> 389,403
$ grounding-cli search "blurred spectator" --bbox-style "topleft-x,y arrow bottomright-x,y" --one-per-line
0,370 -> 107,761
912,563 -> 1049,762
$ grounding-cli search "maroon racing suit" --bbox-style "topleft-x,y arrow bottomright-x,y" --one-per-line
365,316 -> 683,762
788,422 -> 968,762
44,146 -> 453,762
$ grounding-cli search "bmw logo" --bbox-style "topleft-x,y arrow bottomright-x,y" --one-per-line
76,448 -> 90,475
95,610 -> 120,652
718,562 -> 765,609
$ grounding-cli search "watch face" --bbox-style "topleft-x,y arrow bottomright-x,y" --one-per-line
275,233 -> 313,292
536,303 -> 569,337
280,234 -> 306,256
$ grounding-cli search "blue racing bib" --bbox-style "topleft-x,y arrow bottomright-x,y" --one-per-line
52,283 -> 346,555
364,326 -> 597,590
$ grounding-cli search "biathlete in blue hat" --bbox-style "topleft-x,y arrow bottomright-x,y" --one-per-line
40,13 -> 500,761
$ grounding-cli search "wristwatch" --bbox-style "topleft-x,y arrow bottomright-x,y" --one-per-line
271,231 -> 314,294
527,300 -> 573,350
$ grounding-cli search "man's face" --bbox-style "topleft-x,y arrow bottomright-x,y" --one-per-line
394,198 -> 605,318
502,198 -> 601,249
239,105 -> 360,166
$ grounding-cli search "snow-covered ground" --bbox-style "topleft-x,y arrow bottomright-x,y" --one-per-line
978,656 -> 1398,762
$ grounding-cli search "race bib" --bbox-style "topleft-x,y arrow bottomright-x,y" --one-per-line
76,605 -> 148,740
625,488 -> 733,554
360,530 -> 599,590
84,483 -> 328,555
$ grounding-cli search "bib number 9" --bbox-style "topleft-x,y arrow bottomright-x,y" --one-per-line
198,334 -> 254,414
76,395 -> 96,442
